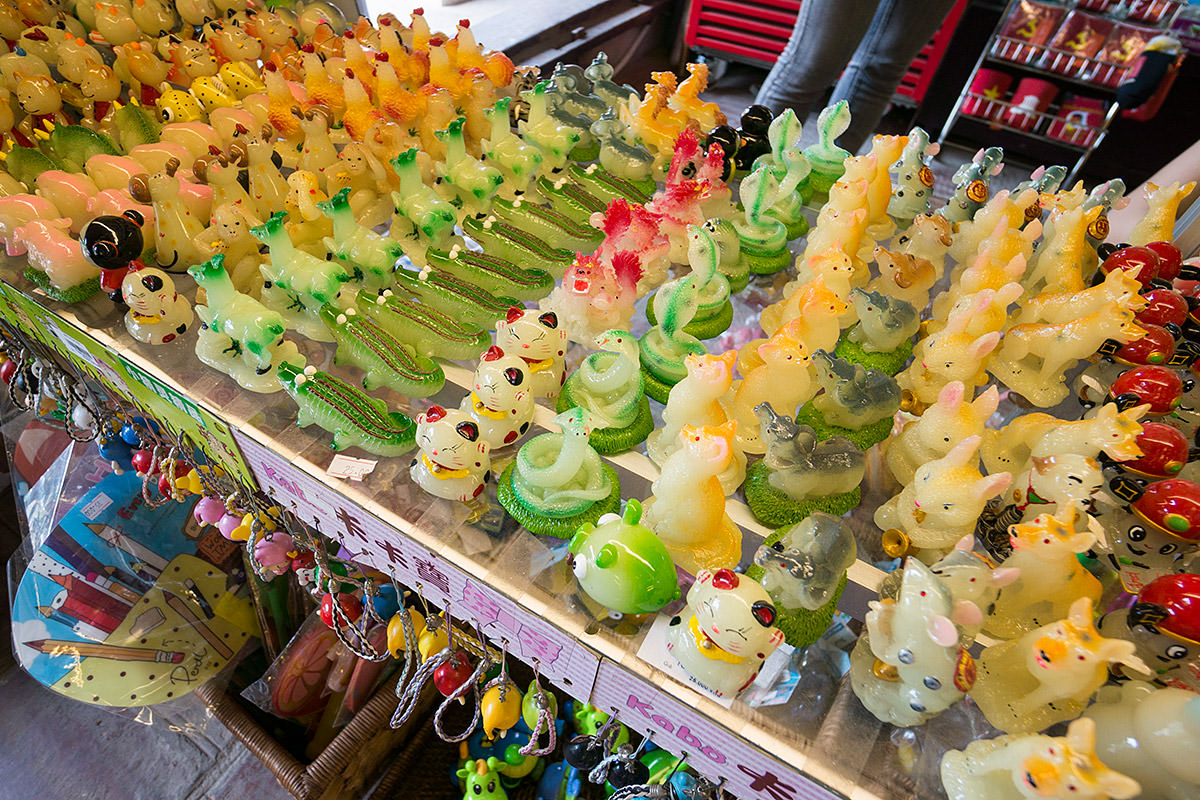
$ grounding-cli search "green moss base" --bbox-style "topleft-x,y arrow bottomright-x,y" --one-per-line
746,248 -> 793,275
640,365 -> 678,404
497,462 -> 621,539
24,267 -> 99,304
723,267 -> 750,294
743,460 -> 862,528
795,403 -> 893,450
834,335 -> 914,376
569,144 -> 601,163
645,299 -> 733,340
780,217 -> 810,241
556,391 -> 654,455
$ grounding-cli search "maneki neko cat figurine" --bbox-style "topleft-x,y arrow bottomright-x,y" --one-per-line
460,345 -> 535,450
666,568 -> 784,698
411,405 -> 492,508
874,435 -> 1011,563
941,717 -> 1140,800
495,308 -> 568,401
642,421 -> 741,574
984,506 -> 1102,640
121,264 -> 194,345
972,596 -> 1147,734
849,558 -> 976,727
886,382 -> 999,486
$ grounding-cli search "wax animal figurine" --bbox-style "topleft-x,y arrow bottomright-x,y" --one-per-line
318,188 -> 402,293
760,270 -> 852,348
568,499 -> 681,617
887,127 -> 938,228
192,153 -> 252,220
749,108 -> 811,234
947,188 -> 1037,267
797,179 -> 869,282
898,299 -> 1002,408
12,73 -> 70,147
875,435 -> 1011,562
730,318 -> 819,455
252,211 -> 349,341
584,52 -> 637,108
113,42 -> 171,107
803,350 -> 901,447
638,268 -> 708,404
230,128 -> 290,223
887,382 -> 999,486
277,362 -> 417,457
645,221 -> 732,339
1022,204 -> 1104,295
0,195 -> 60,257
937,146 -> 1004,224
991,303 -> 1146,408
849,558 -> 975,727
411,405 -> 491,509
483,97 -> 543,198
589,110 -> 656,196
802,101 -> 851,196
744,402 -> 865,527
542,250 -> 642,343
35,171 -> 98,235
494,307 -> 568,401
519,82 -> 580,175
646,351 -> 745,492
460,345 -> 535,449
282,170 -> 334,250
751,512 -> 856,645
435,117 -> 503,218
193,202 -> 263,294
120,265 -> 193,345
642,421 -> 741,574
972,596 -> 1147,734
1128,181 -> 1197,245
591,197 -> 670,293
983,506 -> 1102,640
1011,262 -> 1145,327
319,306 -> 445,398
10,217 -> 101,303
841,288 -> 920,374
128,159 -> 208,271
732,163 -> 791,275
78,209 -> 150,303
1081,178 -> 1126,273
325,143 -> 392,228
941,717 -> 1140,800
390,148 -> 459,267
665,568 -> 784,698
188,255 -> 301,393
358,289 -> 492,361
557,330 -> 652,454
497,407 -> 620,538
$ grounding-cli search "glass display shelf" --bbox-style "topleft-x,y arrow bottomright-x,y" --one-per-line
0,234 -> 1002,800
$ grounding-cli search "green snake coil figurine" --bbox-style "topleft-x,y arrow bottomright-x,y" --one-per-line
645,223 -> 733,339
557,329 -> 653,454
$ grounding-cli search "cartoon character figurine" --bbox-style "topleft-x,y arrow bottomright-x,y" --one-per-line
1098,573 -> 1200,688
665,568 -> 785,698
411,405 -> 491,508
941,717 -> 1140,800
1093,477 -> 1200,594
849,558 -> 977,727
1084,681 -> 1200,798
972,596 -> 1147,733
120,265 -> 193,344
496,408 -> 620,539
80,210 -> 147,303
751,512 -> 857,646
568,499 -> 681,617
495,308 -> 568,401
460,345 -> 535,449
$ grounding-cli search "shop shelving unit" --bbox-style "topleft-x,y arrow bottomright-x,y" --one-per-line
938,0 -> 1185,183
681,0 -> 968,106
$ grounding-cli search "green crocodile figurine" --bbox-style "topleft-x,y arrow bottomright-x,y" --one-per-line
392,267 -> 518,328
461,215 -> 575,280
356,288 -> 490,360
425,243 -> 554,301
319,304 -> 445,397
277,361 -> 417,456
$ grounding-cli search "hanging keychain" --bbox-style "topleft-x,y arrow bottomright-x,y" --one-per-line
590,734 -> 650,787
393,609 -> 457,729
519,661 -> 558,757
432,621 -> 493,743
565,712 -> 622,773
479,640 -> 523,741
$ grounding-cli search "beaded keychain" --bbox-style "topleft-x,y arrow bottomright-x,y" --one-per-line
519,661 -> 557,757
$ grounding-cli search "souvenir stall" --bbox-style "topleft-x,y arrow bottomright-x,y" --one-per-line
0,1 -> 1199,799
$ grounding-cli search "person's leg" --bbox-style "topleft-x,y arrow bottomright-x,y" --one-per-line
831,0 -> 960,152
754,0 -> 881,122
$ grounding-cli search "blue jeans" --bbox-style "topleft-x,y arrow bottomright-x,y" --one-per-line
755,0 -> 958,153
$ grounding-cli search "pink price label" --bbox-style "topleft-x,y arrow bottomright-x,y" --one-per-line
234,429 -> 601,699
590,661 -> 840,800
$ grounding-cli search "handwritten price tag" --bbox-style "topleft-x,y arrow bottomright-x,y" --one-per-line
326,454 -> 378,482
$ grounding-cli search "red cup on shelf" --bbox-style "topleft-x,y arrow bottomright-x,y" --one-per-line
1002,77 -> 1058,131
1047,95 -> 1106,146
1127,0 -> 1178,23
962,68 -> 1013,120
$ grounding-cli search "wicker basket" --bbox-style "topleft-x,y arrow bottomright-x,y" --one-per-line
196,676 -> 435,800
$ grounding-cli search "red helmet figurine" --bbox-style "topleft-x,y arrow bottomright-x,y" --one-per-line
1120,422 -> 1189,479
1131,573 -> 1200,644
1131,478 -> 1200,541
1110,364 -> 1184,414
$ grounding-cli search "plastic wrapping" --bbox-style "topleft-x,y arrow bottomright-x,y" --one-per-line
8,442 -> 258,711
